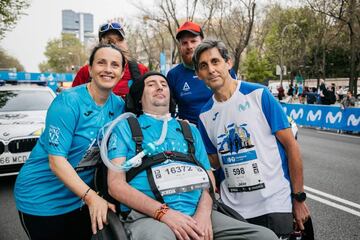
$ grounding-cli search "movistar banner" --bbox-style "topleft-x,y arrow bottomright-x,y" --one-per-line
0,71 -> 75,82
282,103 -> 360,132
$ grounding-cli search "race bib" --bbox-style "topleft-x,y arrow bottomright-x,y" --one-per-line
75,143 -> 101,171
222,150 -> 265,192
152,162 -> 210,196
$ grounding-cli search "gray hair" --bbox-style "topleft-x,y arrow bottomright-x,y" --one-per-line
192,39 -> 231,71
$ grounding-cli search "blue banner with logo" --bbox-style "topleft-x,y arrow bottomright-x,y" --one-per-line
0,71 -> 75,82
282,103 -> 360,132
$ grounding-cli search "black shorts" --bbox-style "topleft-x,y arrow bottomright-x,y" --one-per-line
18,207 -> 92,240
247,212 -> 293,237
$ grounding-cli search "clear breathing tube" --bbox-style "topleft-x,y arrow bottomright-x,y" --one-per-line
98,113 -> 169,172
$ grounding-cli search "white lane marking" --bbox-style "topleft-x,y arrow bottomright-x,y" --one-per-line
307,193 -> 360,217
305,186 -> 360,210
315,130 -> 360,139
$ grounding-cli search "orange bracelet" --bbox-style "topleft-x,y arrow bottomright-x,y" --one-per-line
154,204 -> 169,221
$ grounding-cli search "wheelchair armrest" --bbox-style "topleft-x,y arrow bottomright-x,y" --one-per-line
91,211 -> 128,240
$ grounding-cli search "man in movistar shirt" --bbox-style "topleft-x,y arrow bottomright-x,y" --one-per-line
107,71 -> 277,240
194,40 -> 311,238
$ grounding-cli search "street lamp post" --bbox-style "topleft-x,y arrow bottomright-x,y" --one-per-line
68,52 -> 81,71
279,23 -> 305,87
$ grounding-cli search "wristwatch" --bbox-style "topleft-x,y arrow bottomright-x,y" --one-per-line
291,192 -> 307,202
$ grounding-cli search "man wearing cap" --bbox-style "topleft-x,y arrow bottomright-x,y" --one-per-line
72,21 -> 148,98
107,71 -> 278,240
167,21 -> 236,125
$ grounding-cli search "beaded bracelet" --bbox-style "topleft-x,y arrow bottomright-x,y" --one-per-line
154,204 -> 169,221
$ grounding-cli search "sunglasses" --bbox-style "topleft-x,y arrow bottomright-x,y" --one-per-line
99,22 -> 123,32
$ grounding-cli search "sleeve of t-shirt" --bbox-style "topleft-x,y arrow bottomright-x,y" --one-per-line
108,120 -> 132,160
261,87 -> 290,134
191,125 -> 211,171
166,70 -> 178,103
43,94 -> 78,157
198,118 -> 217,155
72,65 -> 89,87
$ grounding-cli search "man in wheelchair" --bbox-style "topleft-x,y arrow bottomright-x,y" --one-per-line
105,71 -> 278,240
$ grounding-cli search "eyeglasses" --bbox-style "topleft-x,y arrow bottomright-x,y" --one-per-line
99,22 -> 123,33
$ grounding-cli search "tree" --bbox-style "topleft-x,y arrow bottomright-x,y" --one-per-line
0,47 -> 25,71
306,0 -> 360,96
243,49 -> 273,83
40,34 -> 87,73
0,0 -> 30,40
206,0 -> 256,75
132,0 -> 256,75
262,5 -> 325,85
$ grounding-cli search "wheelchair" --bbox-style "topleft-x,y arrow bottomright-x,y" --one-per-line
91,163 -> 314,240
91,162 -> 128,240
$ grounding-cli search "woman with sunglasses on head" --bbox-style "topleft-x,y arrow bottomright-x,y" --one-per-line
14,44 -> 126,240
72,21 -> 148,99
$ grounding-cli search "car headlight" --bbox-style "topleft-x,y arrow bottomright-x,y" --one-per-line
30,128 -> 44,136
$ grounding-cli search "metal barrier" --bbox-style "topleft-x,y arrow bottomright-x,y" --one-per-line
281,103 -> 360,132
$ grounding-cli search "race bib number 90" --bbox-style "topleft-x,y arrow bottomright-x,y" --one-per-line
152,162 -> 210,196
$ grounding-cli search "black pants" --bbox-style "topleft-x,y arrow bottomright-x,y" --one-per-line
247,212 -> 293,238
19,207 -> 92,240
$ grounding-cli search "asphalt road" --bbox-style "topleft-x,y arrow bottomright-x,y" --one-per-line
0,127 -> 359,240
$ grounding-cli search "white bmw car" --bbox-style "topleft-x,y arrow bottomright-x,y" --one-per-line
0,82 -> 56,176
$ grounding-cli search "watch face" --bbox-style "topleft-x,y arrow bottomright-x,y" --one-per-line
293,192 -> 307,202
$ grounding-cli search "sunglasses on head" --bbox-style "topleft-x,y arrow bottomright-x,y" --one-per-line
99,22 -> 123,32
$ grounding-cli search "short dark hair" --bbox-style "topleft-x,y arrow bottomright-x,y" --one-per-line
192,39 -> 231,71
89,43 -> 126,71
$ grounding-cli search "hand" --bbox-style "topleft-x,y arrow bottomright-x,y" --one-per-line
293,201 -> 310,231
161,209 -> 204,240
193,210 -> 213,240
85,190 -> 116,234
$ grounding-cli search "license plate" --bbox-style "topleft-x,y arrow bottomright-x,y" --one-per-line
0,152 -> 29,166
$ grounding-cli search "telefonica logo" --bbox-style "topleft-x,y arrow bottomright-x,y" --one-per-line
290,109 -> 304,120
326,112 -> 342,124
307,110 -> 322,122
238,101 -> 250,112
347,114 -> 360,126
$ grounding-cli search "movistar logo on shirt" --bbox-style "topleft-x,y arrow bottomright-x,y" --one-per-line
238,101 -> 250,112
183,82 -> 190,91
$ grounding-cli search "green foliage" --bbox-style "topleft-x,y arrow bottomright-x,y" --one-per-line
263,5 -> 319,76
0,0 -> 30,40
40,34 -> 87,72
243,49 -> 273,83
0,47 -> 25,71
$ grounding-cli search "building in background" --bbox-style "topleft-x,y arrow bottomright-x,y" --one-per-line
61,10 -> 96,48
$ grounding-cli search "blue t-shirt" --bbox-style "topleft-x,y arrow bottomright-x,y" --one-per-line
167,64 -> 236,125
14,85 -> 125,216
108,114 -> 211,216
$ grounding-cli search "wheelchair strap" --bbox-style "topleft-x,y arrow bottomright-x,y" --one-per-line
125,118 -> 198,203
127,117 -> 143,154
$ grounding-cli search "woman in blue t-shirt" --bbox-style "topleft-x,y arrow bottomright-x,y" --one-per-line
14,44 -> 126,240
